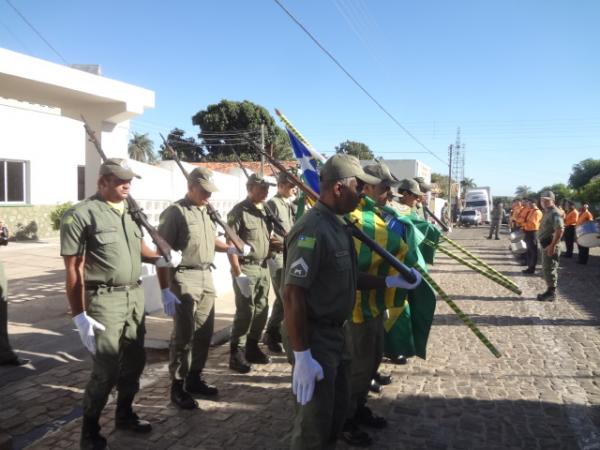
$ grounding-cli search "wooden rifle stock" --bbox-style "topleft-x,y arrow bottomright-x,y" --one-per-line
253,146 -> 417,284
159,134 -> 246,253
81,115 -> 173,261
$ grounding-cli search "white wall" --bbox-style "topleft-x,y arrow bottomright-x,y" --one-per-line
0,98 -> 84,204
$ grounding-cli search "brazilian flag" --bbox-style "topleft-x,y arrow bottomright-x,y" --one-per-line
349,197 -> 438,359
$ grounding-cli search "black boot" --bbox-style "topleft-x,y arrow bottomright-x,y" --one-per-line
170,380 -> 198,409
354,405 -> 387,429
262,331 -> 283,353
536,288 -> 556,302
115,395 -> 152,433
185,372 -> 218,397
229,345 -> 252,373
340,419 -> 373,447
245,339 -> 271,364
80,416 -> 107,450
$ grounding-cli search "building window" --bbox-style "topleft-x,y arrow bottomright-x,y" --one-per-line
0,160 -> 27,203
77,166 -> 85,200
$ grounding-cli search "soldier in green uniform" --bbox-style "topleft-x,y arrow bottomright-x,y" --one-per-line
156,168 -> 250,409
397,179 -> 425,216
0,261 -> 30,366
60,158 -> 182,450
284,154 -> 422,449
227,173 -> 276,373
263,172 -> 296,353
413,176 -> 431,220
536,191 -> 564,302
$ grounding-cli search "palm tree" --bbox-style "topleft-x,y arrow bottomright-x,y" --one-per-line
514,185 -> 533,198
128,132 -> 156,163
460,177 -> 476,198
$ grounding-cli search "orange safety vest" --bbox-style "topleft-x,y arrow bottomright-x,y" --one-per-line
510,205 -> 522,224
576,210 -> 594,226
564,209 -> 579,226
516,206 -> 530,227
522,207 -> 542,231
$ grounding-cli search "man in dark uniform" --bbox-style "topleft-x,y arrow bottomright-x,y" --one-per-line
0,261 -> 30,366
536,191 -> 564,302
60,158 -> 181,449
227,173 -> 275,373
284,154 -> 421,449
263,172 -> 296,353
487,202 -> 504,240
157,168 -> 250,409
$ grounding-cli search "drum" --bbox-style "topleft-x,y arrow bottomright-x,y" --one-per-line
510,230 -> 524,243
576,221 -> 600,248
510,240 -> 527,254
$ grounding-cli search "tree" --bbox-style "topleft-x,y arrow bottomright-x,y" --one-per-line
192,99 -> 292,162
460,177 -> 476,198
431,173 -> 456,199
576,179 -> 600,205
158,128 -> 204,162
514,185 -> 534,198
335,140 -> 375,160
568,158 -> 600,189
128,132 -> 156,163
536,183 -> 574,204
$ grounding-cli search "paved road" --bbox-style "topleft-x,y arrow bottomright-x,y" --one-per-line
1,227 -> 599,449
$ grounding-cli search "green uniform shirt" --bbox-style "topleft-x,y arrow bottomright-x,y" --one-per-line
266,194 -> 295,240
60,195 -> 143,286
227,198 -> 271,262
538,206 -> 564,242
158,197 -> 216,266
284,201 -> 357,325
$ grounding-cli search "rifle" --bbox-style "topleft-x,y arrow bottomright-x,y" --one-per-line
229,148 -> 289,238
81,116 -> 173,261
252,146 -> 418,284
159,134 -> 246,253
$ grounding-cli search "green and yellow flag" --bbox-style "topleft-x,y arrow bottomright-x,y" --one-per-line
349,196 -> 438,359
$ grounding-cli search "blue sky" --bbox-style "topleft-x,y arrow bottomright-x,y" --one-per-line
1,0 -> 598,195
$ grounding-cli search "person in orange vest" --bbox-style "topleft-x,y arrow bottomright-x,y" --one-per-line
522,199 -> 543,274
510,199 -> 523,232
516,200 -> 531,265
576,203 -> 594,265
563,201 -> 579,258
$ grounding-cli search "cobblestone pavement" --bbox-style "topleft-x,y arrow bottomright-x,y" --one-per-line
2,226 -> 599,449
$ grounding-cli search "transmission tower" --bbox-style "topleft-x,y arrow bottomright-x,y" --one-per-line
451,127 -> 465,197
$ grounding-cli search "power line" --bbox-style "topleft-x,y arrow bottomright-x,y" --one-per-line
4,0 -> 68,64
272,0 -> 447,166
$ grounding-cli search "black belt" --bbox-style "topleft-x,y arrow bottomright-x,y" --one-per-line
177,263 -> 214,271
86,281 -> 141,293
308,317 -> 347,328
241,259 -> 268,268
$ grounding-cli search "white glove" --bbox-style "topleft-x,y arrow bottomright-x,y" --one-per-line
155,250 -> 183,268
385,268 -> 422,290
235,275 -> 252,298
227,244 -> 252,257
292,350 -> 324,405
161,288 -> 181,317
73,311 -> 106,355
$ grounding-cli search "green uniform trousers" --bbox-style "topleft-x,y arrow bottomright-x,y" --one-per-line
83,285 -> 145,419
0,300 -> 18,363
541,246 -> 561,289
230,264 -> 270,348
169,268 -> 216,380
266,253 -> 285,337
347,315 -> 384,418
290,326 -> 351,450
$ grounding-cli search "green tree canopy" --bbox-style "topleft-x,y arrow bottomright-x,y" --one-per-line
158,128 -> 203,162
192,99 -> 292,162
128,132 -> 156,163
536,183 -> 574,204
568,158 -> 600,189
431,173 -> 457,199
335,140 -> 375,160
576,179 -> 600,205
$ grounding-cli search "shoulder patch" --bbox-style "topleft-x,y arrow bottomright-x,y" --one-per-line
297,235 -> 316,250
289,257 -> 309,278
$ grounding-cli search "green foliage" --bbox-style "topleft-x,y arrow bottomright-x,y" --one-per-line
568,158 -> 600,189
536,183 -> 574,203
50,202 -> 73,231
192,100 -> 292,162
335,140 -> 375,160
14,221 -> 38,241
576,178 -> 600,205
431,173 -> 456,199
159,128 -> 203,162
514,185 -> 534,199
128,132 -> 157,163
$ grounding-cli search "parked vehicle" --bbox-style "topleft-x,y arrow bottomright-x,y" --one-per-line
465,187 -> 493,223
459,209 -> 482,227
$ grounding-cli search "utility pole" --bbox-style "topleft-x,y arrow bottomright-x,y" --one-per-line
448,144 -> 453,224
260,124 -> 265,176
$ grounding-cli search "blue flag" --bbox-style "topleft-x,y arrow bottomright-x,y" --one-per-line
286,129 -> 321,194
